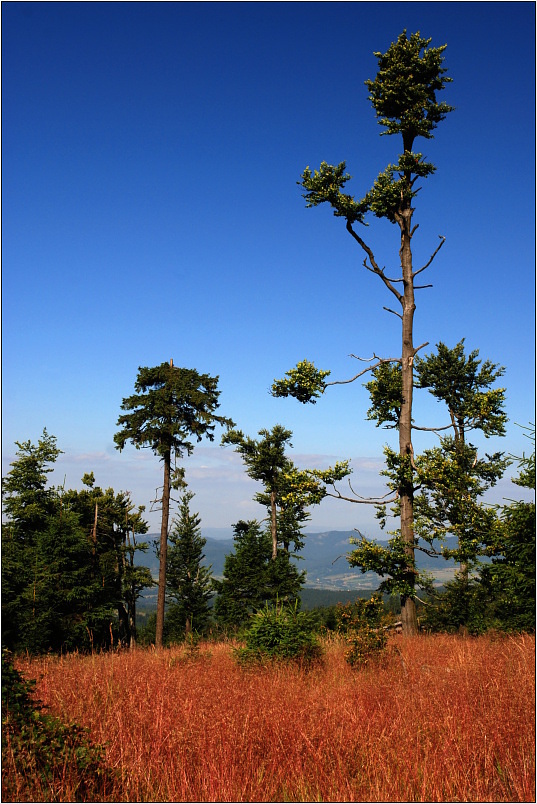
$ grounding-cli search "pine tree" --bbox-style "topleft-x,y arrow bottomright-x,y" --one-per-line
114,360 -> 233,647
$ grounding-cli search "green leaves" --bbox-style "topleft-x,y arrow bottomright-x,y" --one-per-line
365,30 -> 453,150
271,359 -> 330,404
415,340 -> 507,438
300,162 -> 369,223
365,362 -> 403,428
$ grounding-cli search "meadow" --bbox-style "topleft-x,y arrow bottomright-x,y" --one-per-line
4,633 -> 535,802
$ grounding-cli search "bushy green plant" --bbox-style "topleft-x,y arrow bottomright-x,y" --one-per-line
236,601 -> 323,666
2,649 -> 115,801
335,595 -> 390,667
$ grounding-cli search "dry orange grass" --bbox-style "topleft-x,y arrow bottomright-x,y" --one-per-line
10,633 -> 535,802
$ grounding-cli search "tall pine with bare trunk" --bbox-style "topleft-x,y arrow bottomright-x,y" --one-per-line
114,361 -> 233,647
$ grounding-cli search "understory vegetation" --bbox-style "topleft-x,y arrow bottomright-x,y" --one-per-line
3,634 -> 534,803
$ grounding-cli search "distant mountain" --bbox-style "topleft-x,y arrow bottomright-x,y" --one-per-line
135,530 -> 461,591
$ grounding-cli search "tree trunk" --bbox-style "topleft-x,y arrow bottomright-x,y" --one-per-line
156,450 -> 171,647
398,203 -> 418,636
270,489 -> 278,560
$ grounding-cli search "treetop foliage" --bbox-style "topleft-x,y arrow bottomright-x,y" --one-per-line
115,362 -> 234,462
365,30 -> 454,150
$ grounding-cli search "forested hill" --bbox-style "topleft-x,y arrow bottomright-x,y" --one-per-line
137,530 -> 460,591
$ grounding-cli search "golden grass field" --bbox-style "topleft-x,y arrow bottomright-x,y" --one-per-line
4,633 -> 535,802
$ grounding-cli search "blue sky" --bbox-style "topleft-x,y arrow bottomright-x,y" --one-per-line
2,2 -> 535,535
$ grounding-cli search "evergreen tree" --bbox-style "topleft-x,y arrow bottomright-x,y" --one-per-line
164,491 -> 213,639
2,432 -> 152,653
213,521 -> 304,630
272,31 -> 453,634
63,474 -> 152,648
2,433 -> 104,652
114,360 -> 233,647
478,431 -> 535,632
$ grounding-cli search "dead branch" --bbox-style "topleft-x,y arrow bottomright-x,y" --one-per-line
324,488 -> 399,505
347,478 -> 396,501
413,342 -> 429,356
383,306 -> 403,320
412,423 -> 454,433
346,220 -> 403,303
412,235 -> 446,278
349,353 -> 402,364
325,356 -> 401,387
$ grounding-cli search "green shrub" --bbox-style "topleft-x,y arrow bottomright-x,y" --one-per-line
2,649 -> 115,801
236,601 -> 323,666
335,595 -> 390,668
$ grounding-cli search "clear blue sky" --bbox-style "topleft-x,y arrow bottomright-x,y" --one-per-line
2,2 -> 535,534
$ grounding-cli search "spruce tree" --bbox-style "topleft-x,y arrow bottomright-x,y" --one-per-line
164,491 -> 213,639
213,520 -> 304,630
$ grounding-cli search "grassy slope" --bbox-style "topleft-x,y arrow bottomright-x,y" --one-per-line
7,634 -> 535,803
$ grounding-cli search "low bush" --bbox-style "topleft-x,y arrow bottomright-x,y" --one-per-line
335,594 -> 390,667
236,601 -> 323,666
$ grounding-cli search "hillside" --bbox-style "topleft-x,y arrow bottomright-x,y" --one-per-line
136,530 -> 460,592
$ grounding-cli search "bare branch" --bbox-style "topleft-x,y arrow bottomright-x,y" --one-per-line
349,353 -> 402,364
346,220 -> 403,303
413,423 -> 454,433
324,488 -> 399,505
364,262 -> 404,283
413,235 -> 446,278
383,306 -> 403,320
410,223 -> 419,237
414,283 -> 433,290
413,342 -> 429,356
325,356 -> 401,387
347,477 -> 395,501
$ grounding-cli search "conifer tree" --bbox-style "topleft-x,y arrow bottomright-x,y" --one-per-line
164,491 -> 213,638
115,361 -> 233,647
222,425 -> 325,560
2,432 -> 153,653
213,520 -> 304,630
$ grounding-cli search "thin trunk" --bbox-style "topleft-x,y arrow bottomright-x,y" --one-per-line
398,199 -> 418,636
270,489 -> 278,560
455,418 -> 469,583
156,449 -> 171,647
92,503 -> 98,550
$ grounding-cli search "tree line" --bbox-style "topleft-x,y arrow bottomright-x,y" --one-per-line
2,30 -> 535,653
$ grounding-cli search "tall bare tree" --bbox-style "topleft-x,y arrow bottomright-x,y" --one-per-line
272,31 -> 453,634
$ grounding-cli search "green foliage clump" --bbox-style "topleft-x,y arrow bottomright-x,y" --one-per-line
335,595 -> 390,668
2,649 -> 114,801
271,359 -> 331,404
236,602 -> 323,667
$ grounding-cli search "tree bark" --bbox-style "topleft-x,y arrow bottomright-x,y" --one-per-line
156,449 -> 171,647
398,202 -> 419,636
270,489 -> 278,560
